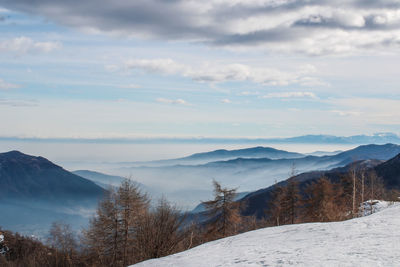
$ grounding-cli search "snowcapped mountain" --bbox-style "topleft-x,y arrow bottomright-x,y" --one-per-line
133,203 -> 400,266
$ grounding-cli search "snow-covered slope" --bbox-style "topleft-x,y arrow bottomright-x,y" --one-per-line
134,202 -> 400,267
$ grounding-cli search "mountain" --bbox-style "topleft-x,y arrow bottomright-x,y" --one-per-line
3,132 -> 399,145
73,170 -> 126,189
134,203 -> 400,267
273,132 -> 400,144
131,146 -> 305,167
121,144 -> 400,209
305,150 -> 342,156
0,151 -> 106,236
73,169 -> 151,196
375,153 -> 400,189
240,148 -> 400,218
329,143 -> 400,164
181,146 -> 304,161
0,151 -> 105,202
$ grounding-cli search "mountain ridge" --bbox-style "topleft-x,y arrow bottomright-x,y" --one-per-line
0,150 -> 105,202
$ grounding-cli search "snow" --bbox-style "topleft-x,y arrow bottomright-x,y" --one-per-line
360,200 -> 394,217
133,202 -> 400,267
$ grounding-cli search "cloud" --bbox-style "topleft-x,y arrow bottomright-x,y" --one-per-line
2,1 -> 400,55
0,98 -> 37,107
127,58 -> 187,75
260,91 -> 318,99
0,36 -> 61,54
104,64 -> 119,72
331,110 -> 362,117
126,58 -> 323,86
0,78 -> 20,90
239,91 -> 260,96
221,99 -> 231,104
156,98 -> 188,105
119,84 -> 141,89
327,97 -> 400,125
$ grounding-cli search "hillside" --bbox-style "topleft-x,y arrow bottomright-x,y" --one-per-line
0,151 -> 106,236
240,153 -> 399,218
375,153 -> 400,189
134,203 -> 400,267
73,169 -> 126,189
0,150 -> 105,201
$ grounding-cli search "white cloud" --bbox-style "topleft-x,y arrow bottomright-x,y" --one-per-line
260,91 -> 318,99
104,64 -> 119,72
126,58 -> 324,87
327,97 -> 400,125
156,98 -> 188,105
126,58 -> 187,75
330,110 -> 362,117
221,98 -> 231,103
0,98 -> 37,107
239,91 -> 260,96
0,79 -> 20,90
0,36 -> 61,54
120,84 -> 141,89
3,1 -> 400,55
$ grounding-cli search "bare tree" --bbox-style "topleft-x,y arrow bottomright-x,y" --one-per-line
135,198 -> 187,261
284,179 -> 300,224
303,177 -> 342,222
202,180 -> 241,239
116,180 -> 149,266
83,179 -> 149,267
47,222 -> 77,266
267,185 -> 287,226
350,167 -> 357,217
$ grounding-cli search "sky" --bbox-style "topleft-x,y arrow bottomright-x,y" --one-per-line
1,0 -> 400,141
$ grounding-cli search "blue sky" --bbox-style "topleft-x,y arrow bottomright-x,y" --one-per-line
1,1 -> 400,140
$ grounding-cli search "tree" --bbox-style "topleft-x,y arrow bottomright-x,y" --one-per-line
351,167 -> 358,217
365,171 -> 386,214
47,222 -> 77,266
283,179 -> 301,224
116,180 -> 149,266
303,177 -> 342,222
202,180 -> 241,239
83,179 -> 149,267
267,185 -> 288,226
135,198 -> 187,261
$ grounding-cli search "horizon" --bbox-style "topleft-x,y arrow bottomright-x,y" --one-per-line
1,132 -> 399,170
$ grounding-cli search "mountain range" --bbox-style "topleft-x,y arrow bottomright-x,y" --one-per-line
130,146 -> 305,167
2,143 -> 400,236
119,143 -> 400,208
2,132 -> 399,145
